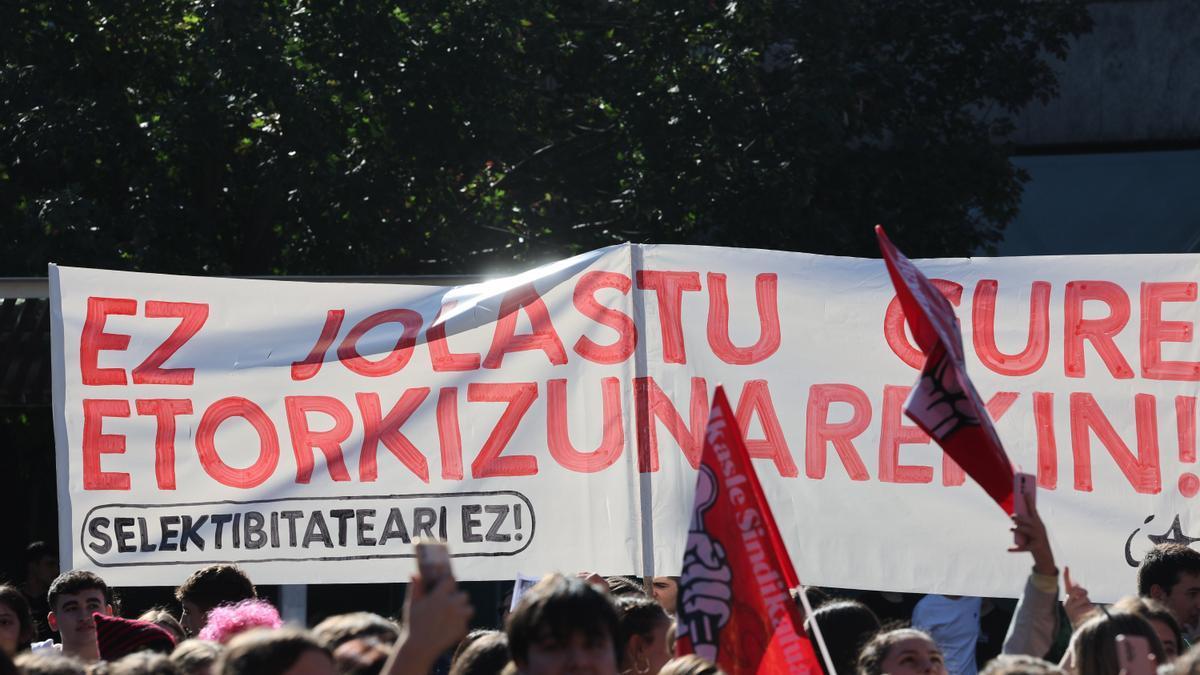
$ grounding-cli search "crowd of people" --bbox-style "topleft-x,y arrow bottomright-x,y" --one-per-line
0,494 -> 1198,675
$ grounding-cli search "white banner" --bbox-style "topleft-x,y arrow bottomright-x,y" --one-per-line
50,244 -> 1200,600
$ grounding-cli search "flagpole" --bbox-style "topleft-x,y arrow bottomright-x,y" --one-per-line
630,243 -> 656,592
794,586 -> 839,675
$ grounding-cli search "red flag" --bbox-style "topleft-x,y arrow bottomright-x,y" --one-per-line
675,386 -> 822,674
875,225 -> 1015,513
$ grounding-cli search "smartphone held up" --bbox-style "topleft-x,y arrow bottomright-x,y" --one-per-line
415,538 -> 453,591
1012,471 -> 1036,548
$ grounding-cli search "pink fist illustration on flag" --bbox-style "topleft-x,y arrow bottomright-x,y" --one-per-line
876,225 -> 1015,514
908,343 -> 981,441
678,464 -> 733,662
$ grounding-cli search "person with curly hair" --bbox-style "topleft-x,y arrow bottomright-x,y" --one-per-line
197,600 -> 282,645
174,566 -> 256,639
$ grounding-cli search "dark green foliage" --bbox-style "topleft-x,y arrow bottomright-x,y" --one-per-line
0,0 -> 1091,275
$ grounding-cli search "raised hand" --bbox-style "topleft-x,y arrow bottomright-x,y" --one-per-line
383,573 -> 474,675
1063,566 -> 1097,629
1008,490 -> 1056,576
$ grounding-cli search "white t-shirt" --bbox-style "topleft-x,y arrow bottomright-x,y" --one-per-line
912,595 -> 982,675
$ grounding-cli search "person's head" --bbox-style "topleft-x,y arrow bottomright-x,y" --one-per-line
25,542 -> 59,589
175,566 -> 256,638
1065,611 -> 1165,675
604,578 -> 646,599
1137,544 -> 1200,628
448,631 -> 510,675
0,584 -> 34,657
656,655 -> 726,675
215,628 -> 332,675
615,596 -> 671,675
1112,595 -> 1183,661
804,600 -> 881,675
311,612 -> 398,651
979,654 -> 1064,674
95,613 -> 178,661
498,589 -> 515,627
331,636 -> 390,675
1171,642 -> 1200,675
197,599 -> 281,645
650,578 -> 678,616
47,571 -> 112,656
139,610 -> 186,646
790,587 -> 830,621
108,652 -> 183,675
452,630 -> 504,667
170,639 -> 222,675
857,628 -> 947,675
506,574 -> 620,675
14,652 -> 87,675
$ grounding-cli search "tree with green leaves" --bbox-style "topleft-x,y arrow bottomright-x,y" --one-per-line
0,0 -> 1091,276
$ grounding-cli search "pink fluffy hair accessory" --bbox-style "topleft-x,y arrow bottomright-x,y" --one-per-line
198,598 -> 284,643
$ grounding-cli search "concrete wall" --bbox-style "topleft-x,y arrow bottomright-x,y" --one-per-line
1011,0 -> 1200,148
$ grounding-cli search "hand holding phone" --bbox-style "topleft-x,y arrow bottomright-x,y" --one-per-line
1008,472 -> 1057,575
1014,472 -> 1035,517
1010,472 -> 1037,548
415,539 -> 452,591
399,539 -> 473,672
